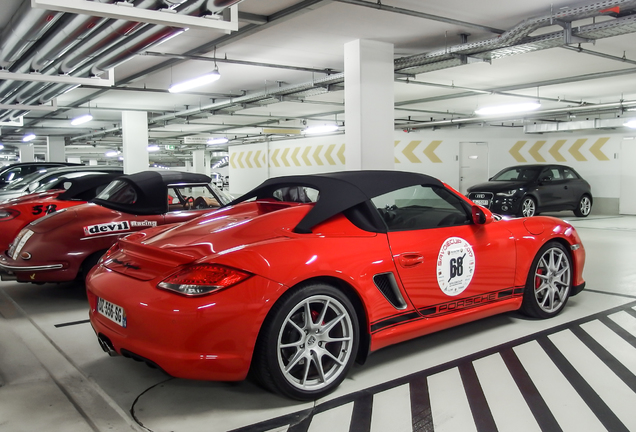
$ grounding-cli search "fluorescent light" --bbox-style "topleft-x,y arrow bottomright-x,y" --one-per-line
624,120 -> 636,129
71,114 -> 93,125
105,150 -> 119,157
169,69 -> 220,93
207,137 -> 228,145
148,144 -> 160,152
22,133 -> 36,142
303,124 -> 339,134
0,144 -> 4,150
475,102 -> 541,115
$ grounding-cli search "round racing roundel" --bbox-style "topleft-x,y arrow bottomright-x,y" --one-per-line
437,237 -> 475,296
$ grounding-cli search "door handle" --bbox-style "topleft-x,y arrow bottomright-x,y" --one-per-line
399,253 -> 424,268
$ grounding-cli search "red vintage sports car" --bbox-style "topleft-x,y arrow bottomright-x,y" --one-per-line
86,170 -> 586,400
0,172 -> 123,252
0,171 -> 232,284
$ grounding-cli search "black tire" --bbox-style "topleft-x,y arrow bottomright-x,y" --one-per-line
252,283 -> 359,401
80,250 -> 107,283
517,196 -> 537,217
520,241 -> 572,319
573,195 -> 592,217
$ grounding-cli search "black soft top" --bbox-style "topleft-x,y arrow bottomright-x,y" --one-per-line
57,172 -> 124,201
92,170 -> 212,215
229,170 -> 444,233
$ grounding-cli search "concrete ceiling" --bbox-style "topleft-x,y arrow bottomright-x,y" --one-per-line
1,0 -> 636,166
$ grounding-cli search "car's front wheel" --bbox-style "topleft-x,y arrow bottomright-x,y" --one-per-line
573,195 -> 592,217
518,196 -> 537,217
520,241 -> 572,319
253,283 -> 359,400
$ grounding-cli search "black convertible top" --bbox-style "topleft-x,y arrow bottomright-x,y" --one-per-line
56,173 -> 124,201
229,170 -> 444,233
92,170 -> 212,215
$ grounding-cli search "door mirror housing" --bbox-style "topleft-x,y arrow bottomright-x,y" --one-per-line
472,205 -> 493,225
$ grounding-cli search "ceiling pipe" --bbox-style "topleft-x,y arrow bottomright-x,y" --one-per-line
401,100 -> 636,130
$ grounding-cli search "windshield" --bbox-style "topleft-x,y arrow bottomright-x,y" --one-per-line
491,167 -> 541,182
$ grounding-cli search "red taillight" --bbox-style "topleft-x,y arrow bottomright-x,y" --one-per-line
0,209 -> 20,221
157,264 -> 251,296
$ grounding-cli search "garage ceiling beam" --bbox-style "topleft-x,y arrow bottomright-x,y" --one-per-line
31,0 -> 239,32
0,69 -> 114,87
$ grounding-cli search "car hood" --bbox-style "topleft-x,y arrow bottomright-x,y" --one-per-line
1,190 -> 62,206
467,180 -> 528,193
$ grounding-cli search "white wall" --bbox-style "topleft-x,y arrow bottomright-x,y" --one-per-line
229,128 -> 633,213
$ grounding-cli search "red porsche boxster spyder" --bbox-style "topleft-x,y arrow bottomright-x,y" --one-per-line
0,172 -> 123,251
86,171 -> 586,400
0,171 -> 232,284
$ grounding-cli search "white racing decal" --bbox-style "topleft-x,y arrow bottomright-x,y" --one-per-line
84,221 -> 131,236
130,220 -> 157,228
437,237 -> 475,296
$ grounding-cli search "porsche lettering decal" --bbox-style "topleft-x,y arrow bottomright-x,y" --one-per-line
84,221 -> 131,236
437,237 -> 475,296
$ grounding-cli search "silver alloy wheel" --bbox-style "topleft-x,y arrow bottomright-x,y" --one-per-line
521,197 -> 536,217
579,196 -> 592,216
276,294 -> 354,392
533,247 -> 571,313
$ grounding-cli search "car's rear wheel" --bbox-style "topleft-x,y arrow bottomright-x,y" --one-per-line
573,195 -> 592,217
518,196 -> 537,217
253,283 -> 359,400
520,241 -> 572,319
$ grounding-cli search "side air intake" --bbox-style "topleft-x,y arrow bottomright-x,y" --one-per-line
373,272 -> 407,310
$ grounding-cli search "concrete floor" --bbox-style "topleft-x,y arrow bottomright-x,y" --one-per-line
1,213 -> 635,432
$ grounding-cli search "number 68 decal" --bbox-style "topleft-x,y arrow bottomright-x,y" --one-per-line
32,204 -> 58,215
437,237 -> 475,296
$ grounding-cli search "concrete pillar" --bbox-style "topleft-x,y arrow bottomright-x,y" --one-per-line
204,151 -> 211,177
193,149 -> 205,174
19,145 -> 35,162
184,160 -> 193,172
47,136 -> 66,162
122,111 -> 149,174
344,39 -> 395,170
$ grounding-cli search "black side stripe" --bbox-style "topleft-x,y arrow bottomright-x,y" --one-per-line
370,311 -> 421,333
500,348 -> 562,432
459,362 -> 498,432
537,336 -> 629,432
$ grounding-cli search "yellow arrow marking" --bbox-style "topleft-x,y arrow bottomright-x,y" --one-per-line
395,140 -> 400,163
271,148 -> 280,167
509,141 -> 527,162
281,148 -> 291,167
423,140 -> 442,163
549,140 -> 567,162
402,140 -> 421,163
589,137 -> 610,161
569,139 -> 587,161
313,145 -> 324,166
230,152 -> 237,169
325,144 -> 336,165
337,144 -> 345,164
245,151 -> 253,168
237,152 -> 245,169
291,147 -> 301,166
301,147 -> 312,166
528,140 -> 546,162
254,150 -> 262,168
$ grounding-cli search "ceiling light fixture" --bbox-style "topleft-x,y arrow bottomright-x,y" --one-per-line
303,124 -> 339,134
169,46 -> 220,93
207,137 -> 229,145
22,133 -> 36,142
148,144 -> 160,152
624,119 -> 636,128
475,102 -> 541,116
105,150 -> 120,157
71,113 -> 93,125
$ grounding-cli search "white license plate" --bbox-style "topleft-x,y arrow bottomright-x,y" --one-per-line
473,199 -> 489,206
97,297 -> 127,328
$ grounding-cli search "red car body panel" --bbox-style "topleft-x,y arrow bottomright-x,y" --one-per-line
87,171 -> 586,383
